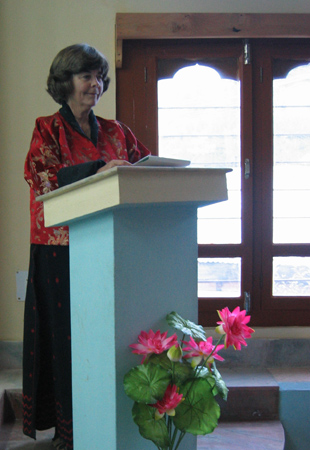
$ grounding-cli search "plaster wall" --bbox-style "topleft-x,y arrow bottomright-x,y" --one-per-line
1,0 -> 310,340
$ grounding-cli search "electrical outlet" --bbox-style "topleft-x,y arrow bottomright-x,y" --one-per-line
16,271 -> 28,301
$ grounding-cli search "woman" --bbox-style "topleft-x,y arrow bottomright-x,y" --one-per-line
23,44 -> 150,450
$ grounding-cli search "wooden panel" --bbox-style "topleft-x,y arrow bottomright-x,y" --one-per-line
116,13 -> 310,39
116,13 -> 310,67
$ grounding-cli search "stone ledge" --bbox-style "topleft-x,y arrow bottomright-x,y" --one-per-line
218,339 -> 310,368
0,342 -> 22,370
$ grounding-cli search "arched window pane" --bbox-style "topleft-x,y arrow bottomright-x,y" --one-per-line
158,63 -> 241,244
273,63 -> 310,244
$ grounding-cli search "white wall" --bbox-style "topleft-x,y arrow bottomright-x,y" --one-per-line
1,0 -> 310,341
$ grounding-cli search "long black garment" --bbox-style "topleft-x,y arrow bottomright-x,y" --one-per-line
23,104 -> 103,449
23,245 -> 73,448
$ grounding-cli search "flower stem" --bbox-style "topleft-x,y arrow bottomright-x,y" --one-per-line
196,333 -> 225,376
167,416 -> 172,440
212,333 -> 225,352
173,431 -> 186,450
172,361 -> 176,383
181,334 -> 185,348
169,423 -> 179,450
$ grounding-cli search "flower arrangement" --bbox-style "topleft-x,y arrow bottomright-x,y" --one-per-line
123,307 -> 254,450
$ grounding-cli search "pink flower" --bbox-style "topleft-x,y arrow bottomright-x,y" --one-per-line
182,336 -> 224,367
129,330 -> 179,363
216,307 -> 254,350
151,384 -> 183,419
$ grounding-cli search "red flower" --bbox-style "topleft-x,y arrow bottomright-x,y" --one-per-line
151,384 -> 183,419
216,307 -> 254,350
182,336 -> 224,367
129,330 -> 179,363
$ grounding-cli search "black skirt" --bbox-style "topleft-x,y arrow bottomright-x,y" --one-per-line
23,244 -> 73,449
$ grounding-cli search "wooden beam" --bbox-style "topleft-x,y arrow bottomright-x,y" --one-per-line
116,13 -> 310,39
115,13 -> 310,67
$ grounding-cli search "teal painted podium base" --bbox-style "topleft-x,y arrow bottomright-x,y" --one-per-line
69,204 -> 198,450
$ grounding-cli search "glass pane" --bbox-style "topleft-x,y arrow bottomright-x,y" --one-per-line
273,63 -> 310,244
198,258 -> 241,297
273,257 -> 310,297
158,63 -> 241,244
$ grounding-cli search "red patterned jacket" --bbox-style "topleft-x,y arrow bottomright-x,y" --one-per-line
24,107 -> 150,245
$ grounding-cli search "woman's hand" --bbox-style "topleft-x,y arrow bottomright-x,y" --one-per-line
96,159 -> 132,173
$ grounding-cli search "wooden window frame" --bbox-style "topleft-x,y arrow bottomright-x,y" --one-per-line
115,13 -> 310,152
116,14 -> 310,327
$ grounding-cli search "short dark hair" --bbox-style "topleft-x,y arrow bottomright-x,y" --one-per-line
47,43 -> 110,104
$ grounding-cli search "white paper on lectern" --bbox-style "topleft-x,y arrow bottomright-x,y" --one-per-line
134,155 -> 190,167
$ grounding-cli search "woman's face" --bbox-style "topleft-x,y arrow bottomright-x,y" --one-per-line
67,68 -> 104,112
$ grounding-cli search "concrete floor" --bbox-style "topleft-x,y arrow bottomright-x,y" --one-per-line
0,421 -> 54,450
1,420 -> 286,450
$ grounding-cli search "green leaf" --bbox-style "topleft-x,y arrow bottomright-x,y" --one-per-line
124,363 -> 171,403
173,378 -> 220,435
132,402 -> 170,449
195,363 -> 228,400
166,311 -> 206,341
211,363 -> 229,401
195,366 -> 210,378
196,366 -> 218,391
174,361 -> 195,385
149,352 -> 195,385
148,352 -> 172,370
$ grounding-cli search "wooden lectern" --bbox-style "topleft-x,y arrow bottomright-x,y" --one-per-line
39,166 -> 230,450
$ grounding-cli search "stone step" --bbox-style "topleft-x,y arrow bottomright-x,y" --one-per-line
4,367 -> 309,450
0,369 -> 22,427
4,368 -> 279,422
218,368 -> 279,421
0,419 -> 285,450
3,369 -> 279,424
2,386 -> 284,450
3,389 -> 23,421
198,421 -> 285,450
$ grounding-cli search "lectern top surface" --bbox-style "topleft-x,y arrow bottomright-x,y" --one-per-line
37,166 -> 232,202
37,166 -> 232,228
